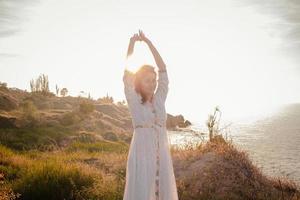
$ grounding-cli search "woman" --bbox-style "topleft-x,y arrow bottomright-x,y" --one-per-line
123,30 -> 179,200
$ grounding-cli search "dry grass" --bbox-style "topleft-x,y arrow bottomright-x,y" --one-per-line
0,144 -> 126,200
172,138 -> 300,200
1,135 -> 300,200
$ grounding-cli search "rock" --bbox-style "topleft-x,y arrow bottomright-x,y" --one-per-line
184,120 -> 192,127
0,114 -> 17,128
167,114 -> 191,129
0,92 -> 18,111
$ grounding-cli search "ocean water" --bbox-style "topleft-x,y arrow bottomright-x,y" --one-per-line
168,103 -> 300,184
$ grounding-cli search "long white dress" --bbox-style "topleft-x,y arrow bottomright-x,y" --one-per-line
122,69 -> 179,200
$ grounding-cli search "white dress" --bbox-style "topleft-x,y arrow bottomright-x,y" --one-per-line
122,69 -> 179,200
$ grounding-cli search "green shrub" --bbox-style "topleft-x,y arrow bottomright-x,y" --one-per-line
23,92 -> 53,109
0,144 -> 15,157
66,141 -> 128,153
102,131 -> 118,141
77,176 -> 124,200
12,161 -> 96,200
19,100 -> 39,127
0,127 -> 72,151
79,101 -> 95,114
60,112 -> 81,126
0,165 -> 21,181
20,100 -> 37,116
74,131 -> 101,143
0,145 -> 22,182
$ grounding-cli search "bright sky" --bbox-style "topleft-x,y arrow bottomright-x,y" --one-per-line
1,0 -> 300,125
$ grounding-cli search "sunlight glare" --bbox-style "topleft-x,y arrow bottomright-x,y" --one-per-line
124,42 -> 156,73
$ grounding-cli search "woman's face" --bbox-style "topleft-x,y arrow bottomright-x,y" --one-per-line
140,72 -> 157,97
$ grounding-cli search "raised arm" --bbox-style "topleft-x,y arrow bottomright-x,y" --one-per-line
123,34 -> 141,106
139,30 -> 167,72
138,30 -> 169,102
126,33 -> 141,59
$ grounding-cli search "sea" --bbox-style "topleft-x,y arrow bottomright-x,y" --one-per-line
168,103 -> 300,185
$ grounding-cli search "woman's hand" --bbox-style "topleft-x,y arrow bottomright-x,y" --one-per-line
138,30 -> 151,44
130,33 -> 141,43
138,30 -> 166,71
127,33 -> 141,58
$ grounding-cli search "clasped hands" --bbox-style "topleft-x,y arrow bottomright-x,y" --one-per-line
130,29 -> 151,44
127,30 -> 151,57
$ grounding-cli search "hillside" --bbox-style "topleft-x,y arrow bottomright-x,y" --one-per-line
1,84 -> 299,200
0,85 -> 191,151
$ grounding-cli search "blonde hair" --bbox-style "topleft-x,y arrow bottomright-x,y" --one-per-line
134,64 -> 157,104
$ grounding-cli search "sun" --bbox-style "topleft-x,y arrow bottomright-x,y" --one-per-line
124,41 -> 156,73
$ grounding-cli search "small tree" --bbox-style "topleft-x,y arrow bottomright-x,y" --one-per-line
97,93 -> 114,104
206,106 -> 222,141
0,81 -> 7,88
30,79 -> 34,93
55,84 -> 59,96
60,88 -> 68,97
29,74 -> 51,96
88,92 -> 92,100
0,81 -> 8,91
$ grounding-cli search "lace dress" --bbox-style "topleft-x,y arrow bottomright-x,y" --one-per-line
122,69 -> 179,200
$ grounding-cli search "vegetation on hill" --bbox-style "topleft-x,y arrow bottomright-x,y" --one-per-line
1,135 -> 299,200
1,78 -> 299,199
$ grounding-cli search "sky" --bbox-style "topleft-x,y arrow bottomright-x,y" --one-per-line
1,0 -> 300,125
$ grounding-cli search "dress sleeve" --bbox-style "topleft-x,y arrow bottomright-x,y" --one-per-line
123,69 -> 141,106
155,70 -> 169,103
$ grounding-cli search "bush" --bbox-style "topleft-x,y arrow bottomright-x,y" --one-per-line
0,181 -> 20,200
12,161 -> 96,200
102,131 -> 119,141
66,141 -> 128,153
20,100 -> 39,126
77,176 -> 125,200
60,112 -> 81,126
0,81 -> 8,89
0,144 -> 15,157
79,101 -> 95,114
74,131 -> 102,143
0,165 -> 21,181
23,92 -> 54,110
0,127 -> 72,151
